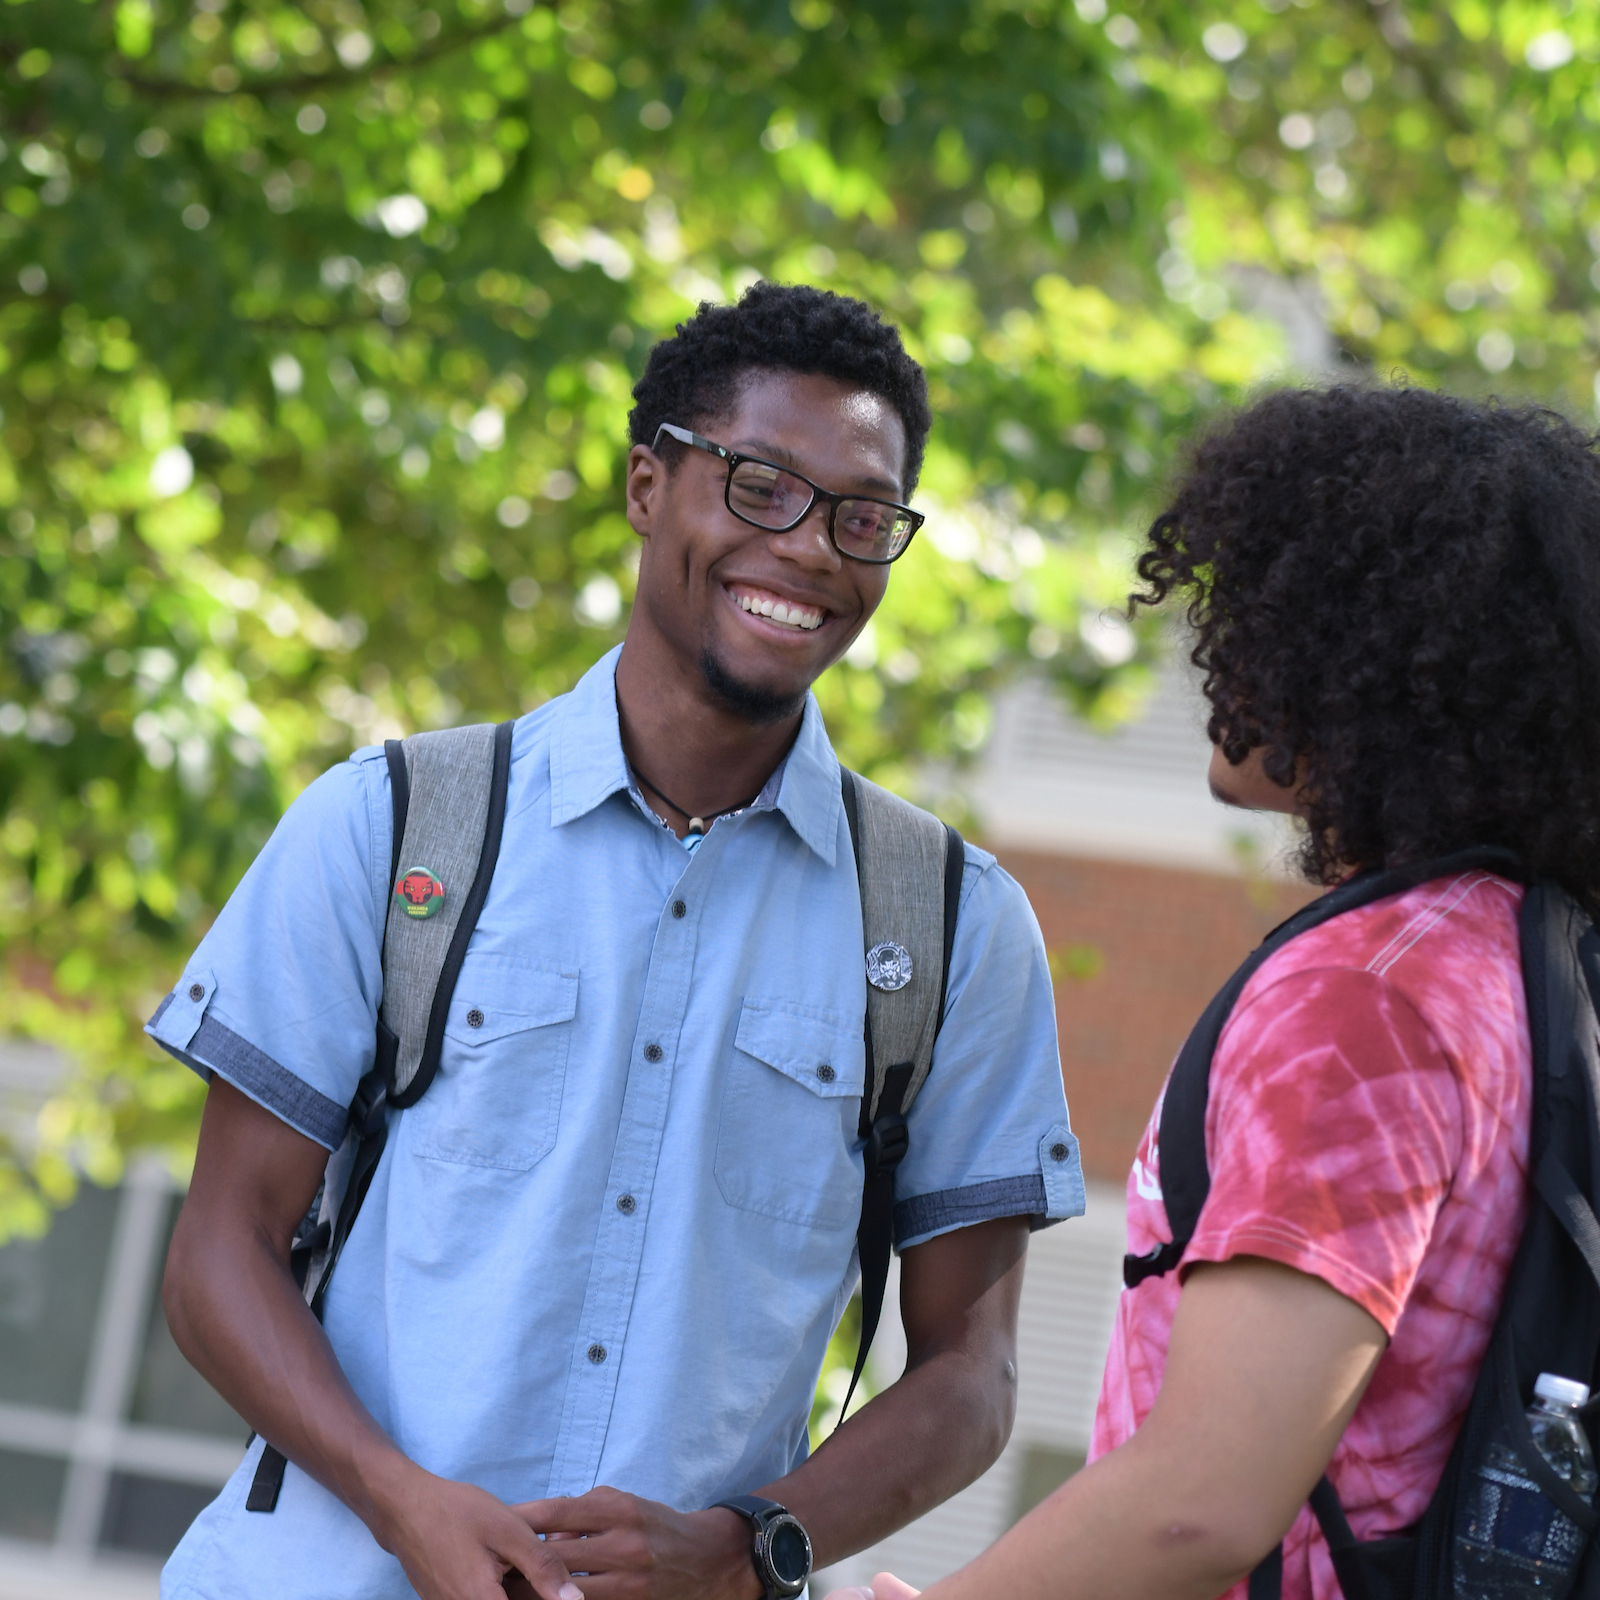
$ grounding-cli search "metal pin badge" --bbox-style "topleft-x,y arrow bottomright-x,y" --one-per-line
866,941 -> 913,991
394,865 -> 445,920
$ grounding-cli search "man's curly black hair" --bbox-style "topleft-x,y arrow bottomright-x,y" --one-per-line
1133,384 -> 1600,906
628,282 -> 931,493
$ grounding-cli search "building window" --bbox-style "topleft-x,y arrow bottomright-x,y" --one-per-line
0,1162 -> 246,1567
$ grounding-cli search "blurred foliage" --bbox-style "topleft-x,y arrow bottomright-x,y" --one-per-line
1,0 -> 1598,1232
809,1292 -> 872,1450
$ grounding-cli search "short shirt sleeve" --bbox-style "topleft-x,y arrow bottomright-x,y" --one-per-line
892,846 -> 1082,1251
1185,966 -> 1464,1334
144,749 -> 392,1149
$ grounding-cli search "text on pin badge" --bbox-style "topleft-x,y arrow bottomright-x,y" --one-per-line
866,941 -> 913,991
394,865 -> 445,919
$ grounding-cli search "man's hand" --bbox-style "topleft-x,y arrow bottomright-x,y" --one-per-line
505,1487 -> 759,1600
366,1462 -> 585,1600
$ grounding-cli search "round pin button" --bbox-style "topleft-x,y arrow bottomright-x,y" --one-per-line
866,941 -> 913,992
188,982 -> 205,1002
587,1343 -> 607,1364
394,864 -> 445,920
616,1194 -> 636,1214
1050,1142 -> 1070,1162
644,1042 -> 664,1062
816,1064 -> 836,1083
671,899 -> 687,919
467,1008 -> 485,1029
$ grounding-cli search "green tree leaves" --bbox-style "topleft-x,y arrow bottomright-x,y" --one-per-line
3,0 -> 1595,1229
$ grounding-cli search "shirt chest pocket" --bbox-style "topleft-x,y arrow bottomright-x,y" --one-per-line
408,959 -> 579,1172
715,998 -> 867,1232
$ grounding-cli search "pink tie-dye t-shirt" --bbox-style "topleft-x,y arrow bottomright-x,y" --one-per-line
1091,869 -> 1532,1600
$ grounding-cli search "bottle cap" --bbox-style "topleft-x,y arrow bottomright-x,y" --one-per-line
1535,1373 -> 1591,1408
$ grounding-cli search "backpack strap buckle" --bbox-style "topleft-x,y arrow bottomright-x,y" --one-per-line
865,1110 -> 909,1178
348,1071 -> 388,1141
1122,1238 -> 1187,1289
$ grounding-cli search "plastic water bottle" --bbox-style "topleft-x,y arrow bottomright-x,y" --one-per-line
1454,1373 -> 1597,1598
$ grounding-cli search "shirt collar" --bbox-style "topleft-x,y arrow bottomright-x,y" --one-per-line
771,692 -> 841,867
549,645 -> 632,827
548,645 -> 841,868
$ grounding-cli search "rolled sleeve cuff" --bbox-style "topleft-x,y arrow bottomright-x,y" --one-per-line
893,1173 -> 1038,1249
146,992 -> 348,1150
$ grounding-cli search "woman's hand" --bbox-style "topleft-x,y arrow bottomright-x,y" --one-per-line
824,1573 -> 921,1600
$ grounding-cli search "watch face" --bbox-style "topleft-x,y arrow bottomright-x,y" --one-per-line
767,1518 -> 812,1590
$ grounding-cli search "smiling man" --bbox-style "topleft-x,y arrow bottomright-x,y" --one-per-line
148,284 -> 1081,1600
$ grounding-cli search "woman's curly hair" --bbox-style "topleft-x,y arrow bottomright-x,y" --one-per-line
1133,384 -> 1600,905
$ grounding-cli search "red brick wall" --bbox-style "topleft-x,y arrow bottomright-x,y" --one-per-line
993,849 -> 1317,1184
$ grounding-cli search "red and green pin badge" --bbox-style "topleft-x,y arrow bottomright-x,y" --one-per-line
394,865 -> 445,920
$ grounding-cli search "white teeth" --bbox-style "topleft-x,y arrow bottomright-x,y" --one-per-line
734,592 -> 822,630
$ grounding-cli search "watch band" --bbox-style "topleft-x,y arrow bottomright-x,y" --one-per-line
714,1495 -> 812,1600
716,1493 -> 787,1521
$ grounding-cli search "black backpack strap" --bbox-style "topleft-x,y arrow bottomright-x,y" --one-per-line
938,820 -> 964,1032
247,722 -> 512,1513
1123,846 -> 1523,1289
837,770 -> 964,1426
1247,1543 -> 1283,1600
1248,1475 -> 1381,1600
1310,1476 -> 1379,1600
385,736 -> 411,888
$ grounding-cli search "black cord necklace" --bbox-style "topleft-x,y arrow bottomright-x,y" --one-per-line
631,764 -> 762,837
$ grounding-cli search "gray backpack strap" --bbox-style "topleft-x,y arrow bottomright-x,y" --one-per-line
247,720 -> 513,1513
380,721 -> 509,1106
848,771 -> 962,1120
837,769 -> 965,1426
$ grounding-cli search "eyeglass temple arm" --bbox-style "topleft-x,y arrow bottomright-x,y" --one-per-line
652,422 -> 727,458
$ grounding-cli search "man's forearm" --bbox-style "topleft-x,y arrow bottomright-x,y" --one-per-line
758,1217 -> 1030,1569
763,1338 -> 1016,1567
164,1206 -> 413,1534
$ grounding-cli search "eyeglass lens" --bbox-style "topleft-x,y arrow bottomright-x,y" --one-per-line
727,459 -> 914,562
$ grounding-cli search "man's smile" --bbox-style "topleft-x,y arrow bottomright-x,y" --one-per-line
724,582 -> 829,633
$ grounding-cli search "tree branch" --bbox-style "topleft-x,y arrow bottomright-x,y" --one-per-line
112,8 -> 537,101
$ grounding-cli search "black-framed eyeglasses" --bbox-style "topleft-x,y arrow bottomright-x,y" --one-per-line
653,422 -> 924,565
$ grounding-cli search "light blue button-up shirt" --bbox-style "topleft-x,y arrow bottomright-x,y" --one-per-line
148,647 -> 1082,1600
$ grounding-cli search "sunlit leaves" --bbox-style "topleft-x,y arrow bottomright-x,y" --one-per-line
4,0 -> 1594,1222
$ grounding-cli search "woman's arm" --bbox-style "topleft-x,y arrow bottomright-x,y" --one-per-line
832,1255 -> 1386,1600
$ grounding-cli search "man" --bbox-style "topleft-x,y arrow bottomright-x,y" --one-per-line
151,283 -> 1082,1600
834,385 -> 1600,1600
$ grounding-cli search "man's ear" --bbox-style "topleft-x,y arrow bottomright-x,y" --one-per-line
625,443 -> 666,541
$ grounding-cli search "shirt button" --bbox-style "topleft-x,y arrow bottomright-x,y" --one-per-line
671,899 -> 687,919
816,1064 -> 836,1084
466,1008 -> 485,1029
1050,1142 -> 1070,1162
644,1042 -> 664,1062
587,1343 -> 607,1364
616,1194 -> 636,1215
188,983 -> 205,1003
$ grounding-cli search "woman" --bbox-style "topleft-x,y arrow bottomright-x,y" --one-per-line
830,385 -> 1600,1600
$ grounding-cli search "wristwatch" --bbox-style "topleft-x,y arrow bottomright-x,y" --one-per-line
713,1494 -> 813,1600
